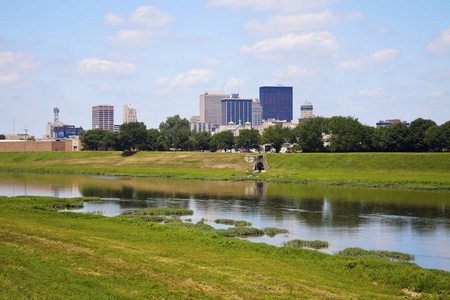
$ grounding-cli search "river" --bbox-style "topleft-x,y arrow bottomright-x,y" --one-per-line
1,172 -> 449,271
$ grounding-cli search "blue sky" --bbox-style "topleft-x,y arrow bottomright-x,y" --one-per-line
0,0 -> 449,137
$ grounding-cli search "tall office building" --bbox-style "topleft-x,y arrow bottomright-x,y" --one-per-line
300,100 -> 313,119
259,86 -> 293,121
92,105 -> 114,131
252,99 -> 262,127
199,91 -> 230,127
221,94 -> 253,126
123,104 -> 137,124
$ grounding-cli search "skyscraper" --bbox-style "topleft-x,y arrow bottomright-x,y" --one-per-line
259,86 -> 293,121
92,105 -> 114,131
252,99 -> 262,127
300,100 -> 313,119
199,91 -> 230,127
123,104 -> 137,124
221,94 -> 253,126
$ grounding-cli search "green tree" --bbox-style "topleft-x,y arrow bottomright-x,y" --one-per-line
0,134 -> 6,140
373,123 -> 410,152
143,129 -> 161,151
119,122 -> 147,152
235,129 -> 261,152
425,121 -> 450,151
158,115 -> 190,150
409,118 -> 437,151
81,129 -> 110,151
173,128 -> 191,150
440,120 -> 450,151
262,123 -> 290,153
325,116 -> 366,152
212,131 -> 235,152
293,118 -> 326,152
195,131 -> 212,151
102,131 -> 122,151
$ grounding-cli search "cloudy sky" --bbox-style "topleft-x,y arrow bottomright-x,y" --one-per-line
1,0 -> 449,137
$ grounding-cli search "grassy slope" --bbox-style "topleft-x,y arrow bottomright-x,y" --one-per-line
1,196 -> 449,299
0,151 -> 449,189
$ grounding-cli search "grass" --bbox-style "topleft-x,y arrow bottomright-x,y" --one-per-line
0,151 -> 449,189
263,227 -> 290,237
0,195 -> 449,298
116,214 -> 168,223
131,208 -> 194,215
283,239 -> 330,249
215,227 -> 265,237
336,248 -> 416,262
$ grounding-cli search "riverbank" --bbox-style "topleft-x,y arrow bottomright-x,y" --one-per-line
0,151 -> 449,190
1,195 -> 449,299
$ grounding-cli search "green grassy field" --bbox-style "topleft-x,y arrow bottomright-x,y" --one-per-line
1,195 -> 449,299
0,151 -> 449,189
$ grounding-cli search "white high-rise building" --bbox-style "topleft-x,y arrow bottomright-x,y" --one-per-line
199,91 -> 230,127
123,104 -> 137,124
92,105 -> 114,131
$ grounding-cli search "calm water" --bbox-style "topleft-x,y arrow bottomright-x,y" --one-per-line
1,172 -> 449,271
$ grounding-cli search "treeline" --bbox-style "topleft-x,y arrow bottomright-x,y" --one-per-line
80,115 -> 450,153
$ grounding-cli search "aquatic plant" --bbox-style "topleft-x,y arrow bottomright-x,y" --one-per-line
131,208 -> 193,216
214,219 -> 252,227
215,227 -> 264,237
263,227 -> 289,237
283,239 -> 329,249
336,247 -> 415,261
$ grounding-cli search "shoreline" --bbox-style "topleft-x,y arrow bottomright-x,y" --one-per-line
0,151 -> 449,191
1,168 -> 449,191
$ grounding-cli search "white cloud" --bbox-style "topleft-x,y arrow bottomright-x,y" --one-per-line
104,6 -> 175,48
206,0 -> 338,12
426,27 -> 450,55
128,6 -> 175,27
200,56 -> 222,67
273,65 -> 319,80
345,11 -> 364,21
106,29 -> 164,47
377,25 -> 391,35
359,88 -> 386,98
224,78 -> 245,91
0,51 -> 40,87
429,91 -> 443,97
240,32 -> 339,59
243,10 -> 338,36
338,48 -> 400,70
0,73 -> 21,85
103,13 -> 125,26
99,82 -> 113,90
0,51 -> 40,72
75,58 -> 139,79
154,69 -> 216,88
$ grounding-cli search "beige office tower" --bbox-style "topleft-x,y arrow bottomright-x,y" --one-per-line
199,91 -> 230,127
300,100 -> 314,119
123,104 -> 137,124
92,105 -> 114,131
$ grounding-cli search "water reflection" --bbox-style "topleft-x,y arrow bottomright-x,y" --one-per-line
0,172 -> 449,271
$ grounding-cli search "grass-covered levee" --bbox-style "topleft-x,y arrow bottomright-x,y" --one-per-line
0,195 -> 449,299
0,151 -> 449,190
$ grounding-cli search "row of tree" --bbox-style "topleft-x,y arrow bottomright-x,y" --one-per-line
80,115 -> 450,153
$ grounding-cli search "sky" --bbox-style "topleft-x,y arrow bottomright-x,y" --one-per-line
0,0 -> 449,137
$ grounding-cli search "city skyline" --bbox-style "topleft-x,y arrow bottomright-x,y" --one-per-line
1,1 -> 449,137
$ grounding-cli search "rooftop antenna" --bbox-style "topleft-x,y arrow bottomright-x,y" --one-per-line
53,107 -> 60,123
24,127 -> 28,152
